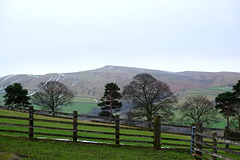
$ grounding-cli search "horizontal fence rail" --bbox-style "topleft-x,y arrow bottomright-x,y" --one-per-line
0,107 -> 196,150
193,123 -> 240,160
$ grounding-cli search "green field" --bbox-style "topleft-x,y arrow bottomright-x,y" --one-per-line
0,95 -> 97,113
176,86 -> 232,104
0,109 -> 239,160
72,97 -> 96,103
0,109 -> 193,160
62,97 -> 97,113
0,109 -> 186,147
0,136 -> 193,160
28,96 -> 98,114
33,102 -> 98,114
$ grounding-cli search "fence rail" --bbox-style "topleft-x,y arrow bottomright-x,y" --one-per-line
193,123 -> 240,160
0,107 -> 194,150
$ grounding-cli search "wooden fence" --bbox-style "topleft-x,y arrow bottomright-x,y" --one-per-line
0,107 -> 192,150
194,123 -> 240,160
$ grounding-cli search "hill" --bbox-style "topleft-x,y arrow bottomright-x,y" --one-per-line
0,65 -> 239,101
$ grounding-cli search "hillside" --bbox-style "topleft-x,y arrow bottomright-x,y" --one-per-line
0,65 -> 239,100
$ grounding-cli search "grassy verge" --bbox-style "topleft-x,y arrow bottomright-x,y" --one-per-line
0,136 -> 193,160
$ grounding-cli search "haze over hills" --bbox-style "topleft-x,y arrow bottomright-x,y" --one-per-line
0,65 -> 239,100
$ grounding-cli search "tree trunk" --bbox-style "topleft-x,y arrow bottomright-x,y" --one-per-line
52,107 -> 55,116
110,91 -> 113,119
238,116 -> 240,131
148,121 -> 152,128
227,115 -> 229,129
147,117 -> 152,128
227,106 -> 230,129
110,98 -> 112,119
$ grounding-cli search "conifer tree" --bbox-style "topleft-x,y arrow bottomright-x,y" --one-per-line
98,83 -> 122,118
4,83 -> 31,109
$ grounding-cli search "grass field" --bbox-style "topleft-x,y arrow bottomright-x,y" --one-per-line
176,86 -> 232,104
0,109 -> 188,147
30,96 -> 98,114
33,102 -> 98,114
0,109 -> 194,160
60,96 -> 97,113
0,136 -> 193,160
0,109 -> 239,160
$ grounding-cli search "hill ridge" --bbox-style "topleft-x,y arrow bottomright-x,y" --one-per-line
0,65 -> 240,99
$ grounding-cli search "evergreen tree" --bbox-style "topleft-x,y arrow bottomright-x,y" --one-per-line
3,83 -> 31,109
215,80 -> 240,129
215,92 -> 237,128
98,83 -> 122,118
233,80 -> 240,97
232,80 -> 240,130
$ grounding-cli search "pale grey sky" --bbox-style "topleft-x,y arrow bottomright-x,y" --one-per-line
0,0 -> 240,77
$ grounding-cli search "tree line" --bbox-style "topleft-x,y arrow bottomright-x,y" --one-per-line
3,81 -> 74,116
98,73 -> 240,129
2,74 -> 240,130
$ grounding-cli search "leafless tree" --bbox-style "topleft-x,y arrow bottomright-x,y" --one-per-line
122,73 -> 178,128
32,81 -> 74,116
179,95 -> 219,126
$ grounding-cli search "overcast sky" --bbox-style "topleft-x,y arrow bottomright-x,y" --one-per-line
0,0 -> 240,77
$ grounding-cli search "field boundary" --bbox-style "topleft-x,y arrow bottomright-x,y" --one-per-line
193,123 -> 240,160
0,107 -> 193,151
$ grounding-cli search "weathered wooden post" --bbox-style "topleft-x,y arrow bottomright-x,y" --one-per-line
212,132 -> 217,160
29,106 -> 34,139
73,111 -> 78,142
224,126 -> 230,149
154,115 -> 161,150
115,115 -> 120,145
190,125 -> 196,155
195,122 -> 203,159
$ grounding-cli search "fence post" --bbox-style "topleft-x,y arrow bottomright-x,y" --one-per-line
212,132 -> 217,160
224,126 -> 230,149
190,125 -> 196,155
154,115 -> 161,150
29,106 -> 34,139
73,111 -> 78,142
115,115 -> 120,145
195,122 -> 203,159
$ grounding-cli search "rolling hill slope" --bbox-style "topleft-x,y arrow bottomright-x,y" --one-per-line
0,65 -> 239,101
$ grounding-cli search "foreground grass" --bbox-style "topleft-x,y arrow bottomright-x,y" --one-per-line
0,136 -> 193,160
1,109 -> 239,159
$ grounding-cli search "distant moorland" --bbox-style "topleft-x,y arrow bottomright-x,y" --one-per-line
0,65 -> 239,101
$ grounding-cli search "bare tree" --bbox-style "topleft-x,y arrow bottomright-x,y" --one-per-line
122,73 -> 178,128
32,81 -> 74,116
179,95 -> 219,126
